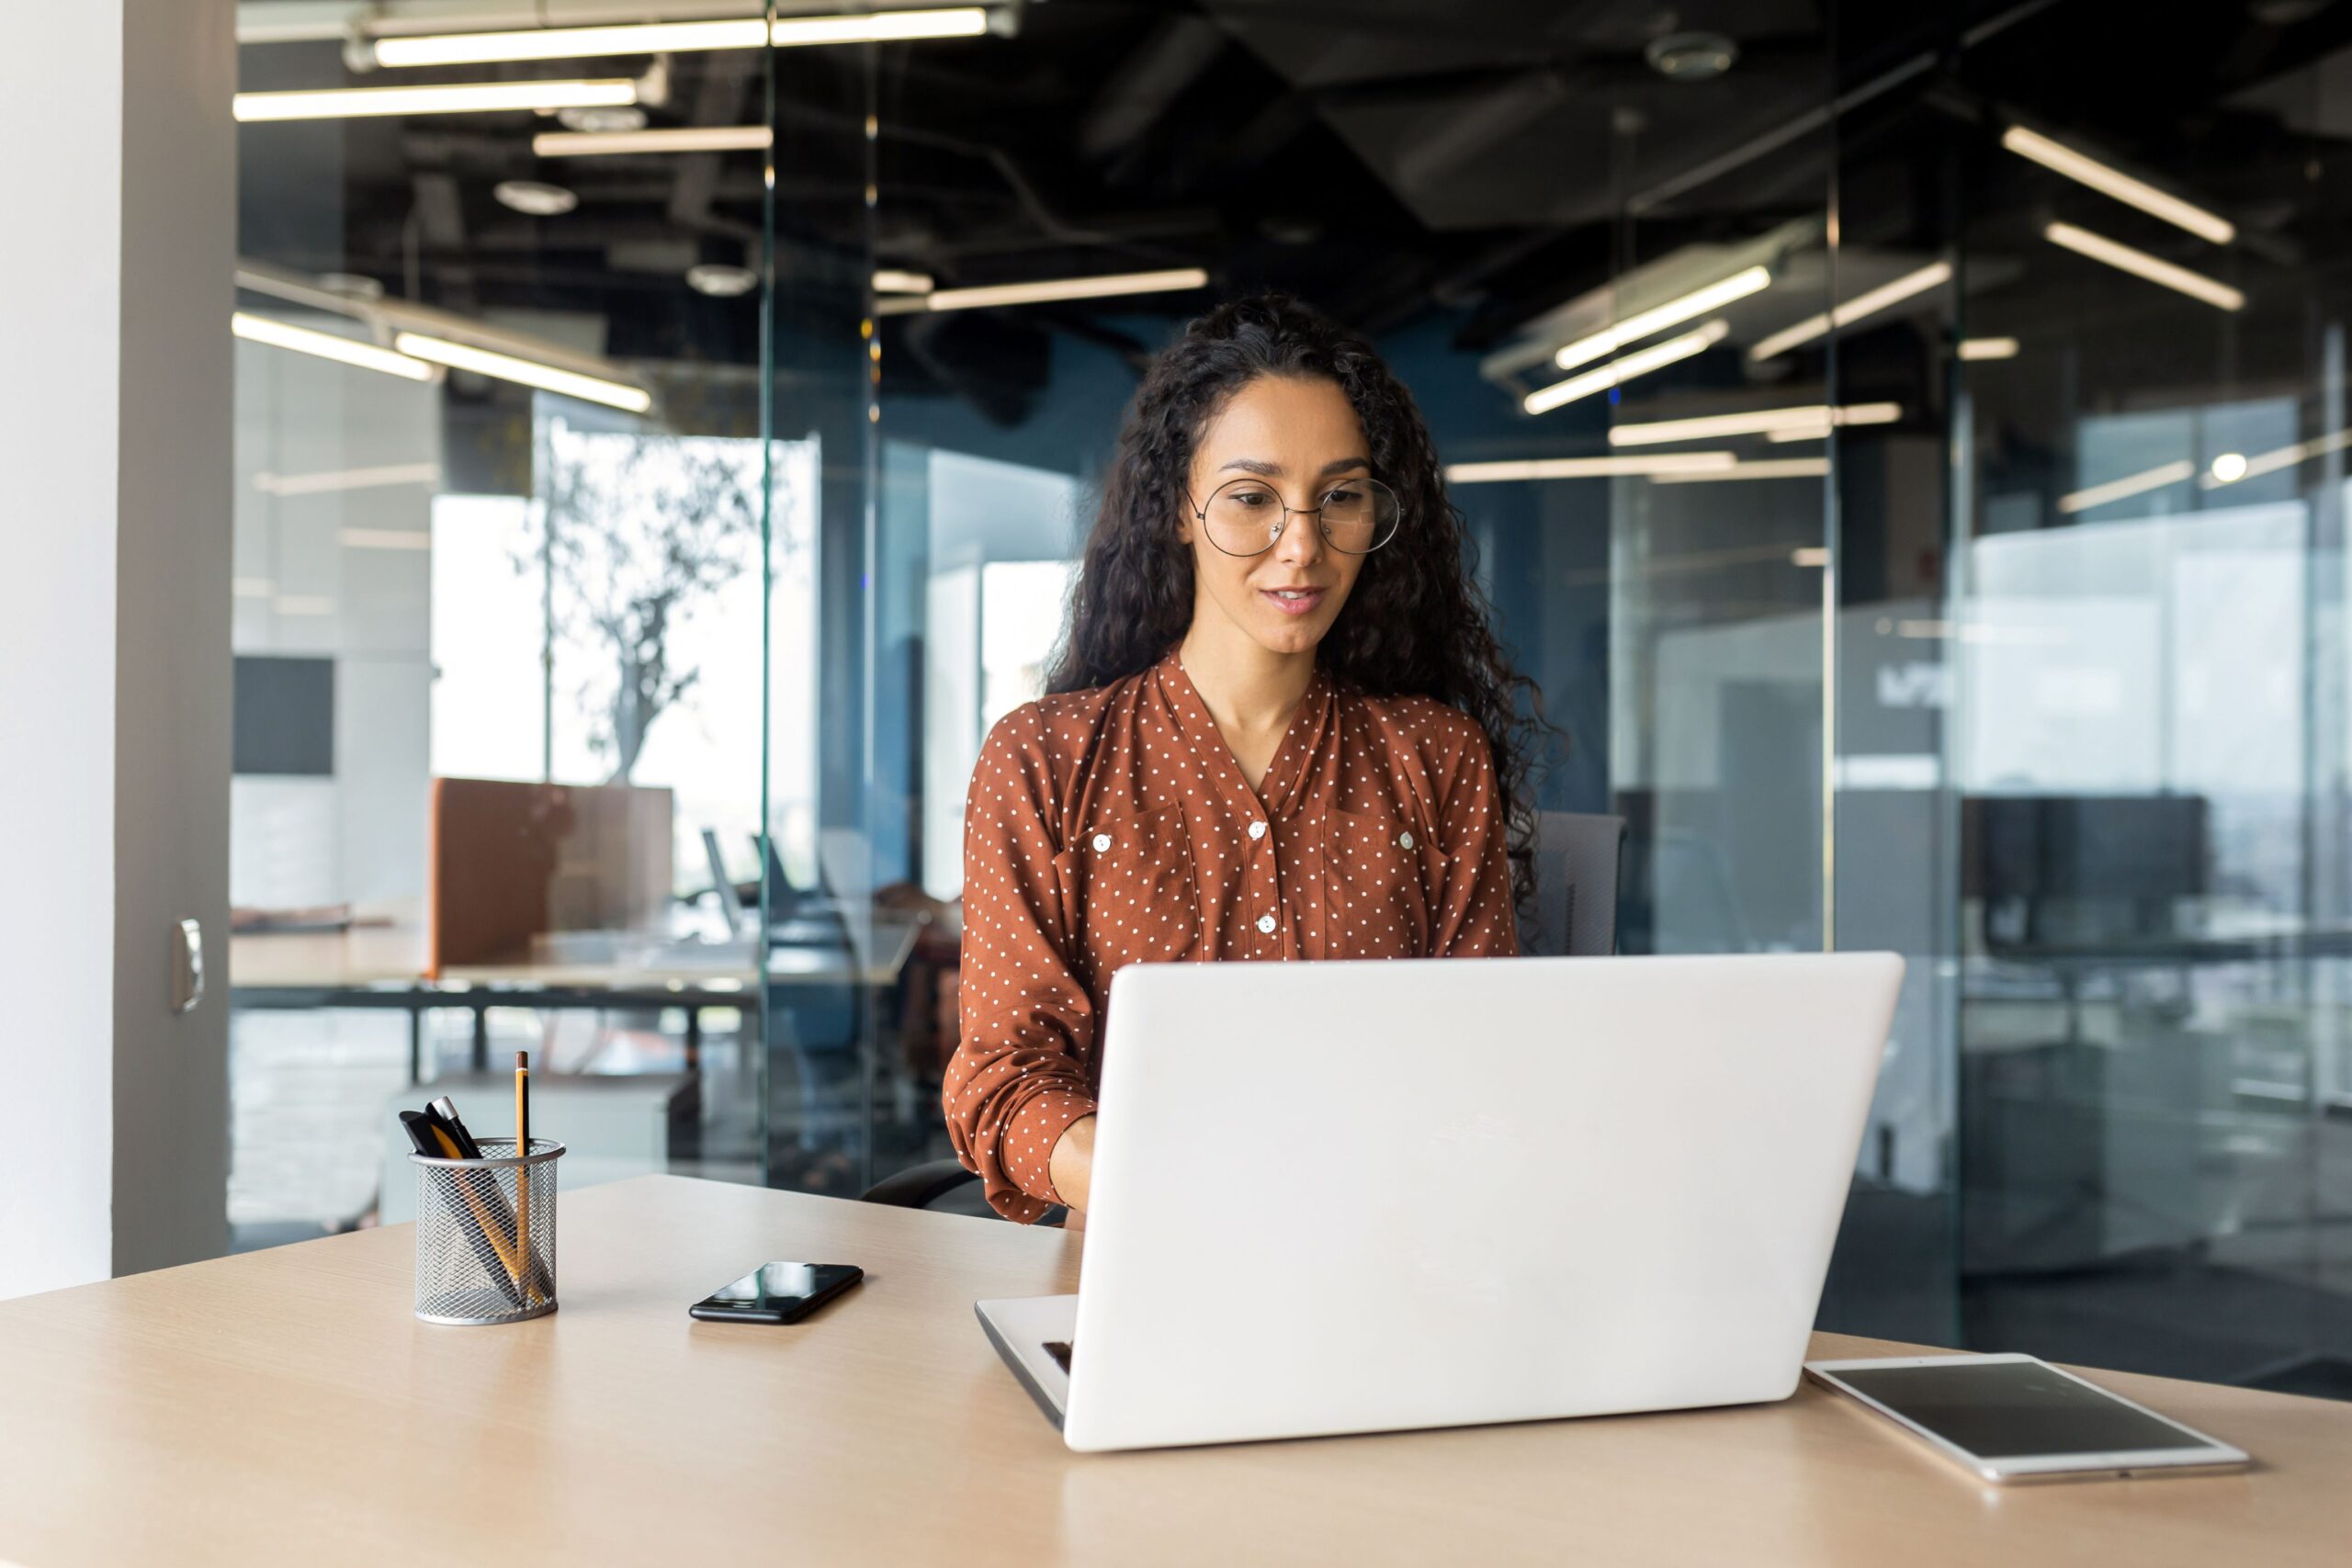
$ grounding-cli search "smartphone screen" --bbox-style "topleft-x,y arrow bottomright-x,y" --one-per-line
1826,1359 -> 2214,1459
691,1262 -> 862,1322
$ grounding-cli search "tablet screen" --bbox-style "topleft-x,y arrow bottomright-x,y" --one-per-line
1833,1361 -> 2209,1458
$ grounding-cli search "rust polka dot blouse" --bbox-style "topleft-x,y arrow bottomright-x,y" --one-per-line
944,650 -> 1521,1222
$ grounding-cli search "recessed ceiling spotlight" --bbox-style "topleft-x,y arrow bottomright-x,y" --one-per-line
686,263 -> 759,298
494,180 -> 579,217
2210,452 -> 2249,484
1645,31 -> 1737,82
558,104 -> 648,134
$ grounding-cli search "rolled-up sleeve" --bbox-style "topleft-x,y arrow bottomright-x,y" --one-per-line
1431,717 -> 1521,958
944,705 -> 1100,1221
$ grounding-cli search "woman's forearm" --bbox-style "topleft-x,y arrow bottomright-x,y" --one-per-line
1048,1114 -> 1097,1216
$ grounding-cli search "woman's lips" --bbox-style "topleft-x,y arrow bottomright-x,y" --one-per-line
1261,587 -> 1327,617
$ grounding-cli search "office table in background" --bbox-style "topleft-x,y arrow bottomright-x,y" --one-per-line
0,1177 -> 2344,1566
230,913 -> 923,1080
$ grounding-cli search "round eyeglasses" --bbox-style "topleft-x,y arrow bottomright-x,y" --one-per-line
1189,475 -> 1402,557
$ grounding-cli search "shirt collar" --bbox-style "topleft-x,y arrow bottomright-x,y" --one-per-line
1154,652 -> 1332,819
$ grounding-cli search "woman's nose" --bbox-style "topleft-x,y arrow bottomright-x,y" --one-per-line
1274,502 -> 1327,568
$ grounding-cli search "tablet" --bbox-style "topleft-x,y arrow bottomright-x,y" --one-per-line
1805,1353 -> 2251,1483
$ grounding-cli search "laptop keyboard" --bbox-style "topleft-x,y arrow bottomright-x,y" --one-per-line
1045,1340 -> 1074,1373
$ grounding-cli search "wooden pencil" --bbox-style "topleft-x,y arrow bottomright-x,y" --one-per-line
514,1051 -> 532,1305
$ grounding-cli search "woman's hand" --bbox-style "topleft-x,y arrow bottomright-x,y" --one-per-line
1048,1114 -> 1097,1218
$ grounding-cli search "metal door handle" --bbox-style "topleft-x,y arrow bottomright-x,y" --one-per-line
174,918 -> 205,1015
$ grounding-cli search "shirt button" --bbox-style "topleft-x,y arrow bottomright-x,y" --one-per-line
1248,820 -> 1266,840
1256,913 -> 1276,934
1398,831 -> 1415,851
1091,833 -> 1111,852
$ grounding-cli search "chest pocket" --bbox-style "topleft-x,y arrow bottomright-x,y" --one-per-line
1321,804 -> 1452,959
1055,805 -> 1204,985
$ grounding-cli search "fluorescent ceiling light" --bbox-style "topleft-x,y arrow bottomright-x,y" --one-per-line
1651,458 -> 1831,483
922,267 -> 1208,311
1609,402 -> 1901,446
1791,547 -> 1830,567
370,8 -> 987,67
1553,266 -> 1770,371
1959,336 -> 2019,361
273,595 -> 336,616
2000,126 -> 2234,245
1445,453 -> 1737,483
1525,321 -> 1726,415
255,462 -> 441,497
1764,427 -> 1825,444
772,7 -> 990,46
392,333 -> 651,412
2042,222 -> 2244,311
234,78 -> 638,122
1747,261 -> 1952,363
232,311 -> 438,381
533,125 -> 771,157
375,18 -> 763,65
2200,425 -> 2352,489
873,268 -> 936,294
2056,459 -> 2196,514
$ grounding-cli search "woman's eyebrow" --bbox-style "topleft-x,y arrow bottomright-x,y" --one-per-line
1215,456 -> 1373,476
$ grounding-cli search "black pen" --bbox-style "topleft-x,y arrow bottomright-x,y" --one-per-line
429,1095 -> 484,1159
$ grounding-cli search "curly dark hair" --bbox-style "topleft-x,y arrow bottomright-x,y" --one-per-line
1047,293 -> 1549,907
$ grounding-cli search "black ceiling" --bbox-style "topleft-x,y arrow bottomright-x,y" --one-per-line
234,0 -> 2352,418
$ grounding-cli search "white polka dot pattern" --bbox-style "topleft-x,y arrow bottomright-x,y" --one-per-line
941,650 -> 1521,1222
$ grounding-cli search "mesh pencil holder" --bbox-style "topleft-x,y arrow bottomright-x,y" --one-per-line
410,1138 -> 564,1325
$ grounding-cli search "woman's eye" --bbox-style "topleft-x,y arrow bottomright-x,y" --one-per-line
1229,490 -> 1273,508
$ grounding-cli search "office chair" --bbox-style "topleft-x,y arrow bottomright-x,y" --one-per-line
860,809 -> 1629,1213
1521,810 -> 1628,959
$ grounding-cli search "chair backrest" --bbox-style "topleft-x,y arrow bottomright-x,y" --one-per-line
1521,811 -> 1627,957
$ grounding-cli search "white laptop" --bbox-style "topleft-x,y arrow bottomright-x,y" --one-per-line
977,951 -> 1904,1452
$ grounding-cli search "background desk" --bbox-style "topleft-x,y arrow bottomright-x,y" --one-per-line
0,1177 -> 2344,1566
231,917 -> 922,1081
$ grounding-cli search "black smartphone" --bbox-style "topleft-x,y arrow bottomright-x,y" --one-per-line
688,1261 -> 864,1324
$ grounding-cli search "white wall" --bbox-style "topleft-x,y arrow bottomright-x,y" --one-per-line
0,0 -> 235,1294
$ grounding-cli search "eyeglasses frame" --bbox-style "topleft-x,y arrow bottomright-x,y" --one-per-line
1184,473 -> 1402,558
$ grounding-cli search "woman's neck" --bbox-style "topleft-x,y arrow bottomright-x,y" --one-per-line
1176,621 -> 1317,768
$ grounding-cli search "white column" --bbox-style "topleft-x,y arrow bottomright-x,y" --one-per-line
0,0 -> 235,1293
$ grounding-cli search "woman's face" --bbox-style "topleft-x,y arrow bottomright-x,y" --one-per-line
1180,374 -> 1373,660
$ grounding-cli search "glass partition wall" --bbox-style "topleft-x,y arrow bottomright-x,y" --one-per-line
226,0 -> 2352,1396
1930,5 -> 2352,1393
228,9 -> 779,1240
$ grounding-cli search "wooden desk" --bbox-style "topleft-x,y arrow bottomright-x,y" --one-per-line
0,1177 -> 2344,1566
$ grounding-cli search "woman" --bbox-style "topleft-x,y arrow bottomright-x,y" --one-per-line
943,294 -> 1544,1223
